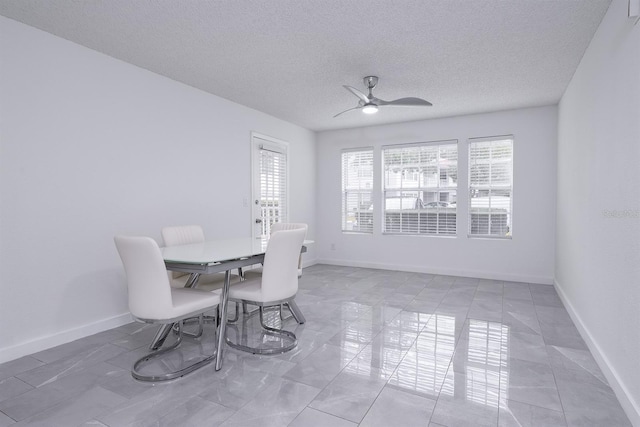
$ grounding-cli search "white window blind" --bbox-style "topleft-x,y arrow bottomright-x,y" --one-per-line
259,143 -> 287,236
342,148 -> 373,233
382,141 -> 458,235
469,136 -> 513,238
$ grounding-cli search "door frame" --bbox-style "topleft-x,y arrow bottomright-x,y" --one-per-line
250,132 -> 290,239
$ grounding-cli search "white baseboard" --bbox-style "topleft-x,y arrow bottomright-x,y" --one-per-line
316,258 -> 553,285
1,260 -> 323,365
554,279 -> 640,426
301,258 -> 318,269
0,312 -> 133,365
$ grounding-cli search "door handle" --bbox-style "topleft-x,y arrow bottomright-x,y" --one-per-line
255,219 -> 262,224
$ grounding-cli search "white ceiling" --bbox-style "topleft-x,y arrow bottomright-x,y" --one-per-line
0,0 -> 611,132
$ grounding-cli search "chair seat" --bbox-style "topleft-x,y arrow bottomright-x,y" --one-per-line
243,267 -> 302,279
158,288 -> 221,321
227,276 -> 263,302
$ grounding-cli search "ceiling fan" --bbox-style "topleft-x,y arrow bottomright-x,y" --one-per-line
334,76 -> 433,118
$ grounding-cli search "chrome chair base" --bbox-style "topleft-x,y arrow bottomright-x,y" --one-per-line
225,303 -> 297,355
133,319 -> 217,382
227,300 -> 305,325
171,308 -> 219,339
283,300 -> 306,324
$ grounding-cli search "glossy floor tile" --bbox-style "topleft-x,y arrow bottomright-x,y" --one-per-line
0,265 -> 632,426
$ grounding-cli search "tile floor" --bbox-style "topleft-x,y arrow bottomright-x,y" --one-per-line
0,265 -> 632,426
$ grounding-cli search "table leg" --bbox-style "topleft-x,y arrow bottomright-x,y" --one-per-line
215,270 -> 231,371
184,273 -> 200,288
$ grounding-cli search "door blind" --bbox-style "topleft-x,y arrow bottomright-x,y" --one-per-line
259,144 -> 287,236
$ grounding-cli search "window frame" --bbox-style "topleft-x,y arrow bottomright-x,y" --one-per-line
467,135 -> 514,239
341,147 -> 374,234
381,140 -> 459,236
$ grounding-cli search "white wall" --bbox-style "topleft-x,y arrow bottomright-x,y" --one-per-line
316,106 -> 557,284
556,0 -> 640,423
0,16 -> 316,363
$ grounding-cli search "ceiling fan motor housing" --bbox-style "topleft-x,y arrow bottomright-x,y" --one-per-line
364,76 -> 378,89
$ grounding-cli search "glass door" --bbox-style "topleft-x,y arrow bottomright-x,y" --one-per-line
251,134 -> 288,239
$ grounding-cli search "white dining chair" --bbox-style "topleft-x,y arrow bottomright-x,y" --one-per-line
242,222 -> 308,324
246,222 -> 306,278
270,222 -> 307,277
225,227 -> 306,354
114,235 -> 220,382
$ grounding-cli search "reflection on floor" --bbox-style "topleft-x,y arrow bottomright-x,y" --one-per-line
0,265 -> 632,426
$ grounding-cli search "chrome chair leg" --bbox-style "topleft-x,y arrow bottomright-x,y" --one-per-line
172,308 -> 219,337
228,301 -> 260,323
227,301 -> 240,323
149,323 -> 173,350
172,314 -> 204,338
225,301 -> 297,355
286,300 -> 306,324
244,303 -> 260,317
133,320 -> 217,382
279,304 -> 292,321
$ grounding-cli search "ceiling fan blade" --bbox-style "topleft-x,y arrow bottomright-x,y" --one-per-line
380,97 -> 433,107
343,85 -> 370,103
333,106 -> 362,118
369,96 -> 387,104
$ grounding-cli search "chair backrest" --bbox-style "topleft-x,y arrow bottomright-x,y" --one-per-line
114,235 -> 173,320
270,223 -> 307,273
161,225 -> 205,280
270,222 -> 307,234
261,226 -> 307,301
162,225 -> 205,246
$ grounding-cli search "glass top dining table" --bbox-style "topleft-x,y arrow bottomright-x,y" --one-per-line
162,237 -> 268,266
160,237 -> 311,370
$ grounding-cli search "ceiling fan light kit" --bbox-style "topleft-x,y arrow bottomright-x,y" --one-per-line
362,104 -> 379,114
334,76 -> 432,118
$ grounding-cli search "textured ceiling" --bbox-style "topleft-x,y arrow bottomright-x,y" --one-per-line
0,0 -> 611,131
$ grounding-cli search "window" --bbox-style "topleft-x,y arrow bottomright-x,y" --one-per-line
469,136 -> 513,238
342,148 -> 373,233
382,141 -> 457,235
